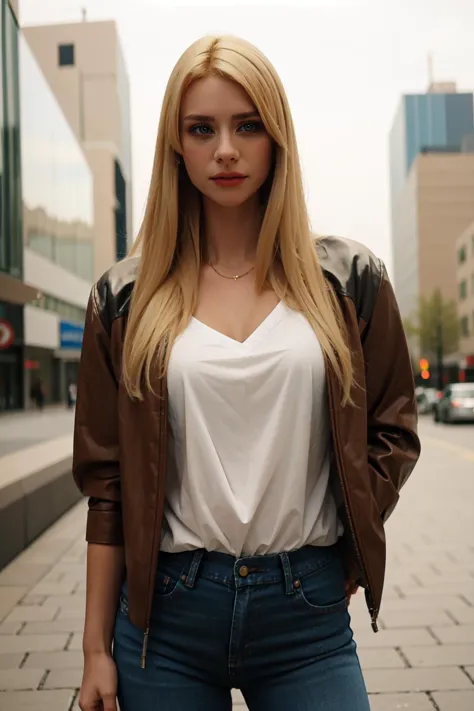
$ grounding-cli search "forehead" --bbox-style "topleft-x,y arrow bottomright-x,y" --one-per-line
181,75 -> 256,117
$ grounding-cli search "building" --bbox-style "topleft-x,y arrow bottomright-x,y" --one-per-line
19,32 -> 94,408
0,0 -> 38,411
23,18 -> 133,280
389,83 -> 474,325
456,222 -> 474,377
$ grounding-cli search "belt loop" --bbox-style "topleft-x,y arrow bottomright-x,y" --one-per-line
279,552 -> 294,596
184,550 -> 204,589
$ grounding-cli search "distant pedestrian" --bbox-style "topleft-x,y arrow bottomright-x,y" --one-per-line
72,35 -> 421,711
67,382 -> 77,409
30,378 -> 45,411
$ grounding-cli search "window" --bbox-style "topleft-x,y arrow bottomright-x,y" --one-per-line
461,316 -> 469,338
458,245 -> 467,264
58,44 -> 74,67
459,280 -> 467,300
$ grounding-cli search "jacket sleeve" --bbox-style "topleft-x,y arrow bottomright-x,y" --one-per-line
73,287 -> 124,546
362,262 -> 421,522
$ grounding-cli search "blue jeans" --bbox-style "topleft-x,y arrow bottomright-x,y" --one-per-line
113,544 -> 370,710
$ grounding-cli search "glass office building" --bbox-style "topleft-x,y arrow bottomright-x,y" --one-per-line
19,35 -> 94,282
0,0 -> 24,411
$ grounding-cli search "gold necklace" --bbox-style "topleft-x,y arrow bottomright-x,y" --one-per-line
209,263 -> 255,281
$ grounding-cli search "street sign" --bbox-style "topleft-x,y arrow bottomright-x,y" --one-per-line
0,319 -> 14,349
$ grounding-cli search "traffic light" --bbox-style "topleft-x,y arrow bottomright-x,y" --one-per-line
419,358 -> 430,381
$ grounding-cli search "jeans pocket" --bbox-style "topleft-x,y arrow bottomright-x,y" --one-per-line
294,557 -> 348,614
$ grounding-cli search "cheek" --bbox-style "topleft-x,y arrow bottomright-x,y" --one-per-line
182,142 -> 208,181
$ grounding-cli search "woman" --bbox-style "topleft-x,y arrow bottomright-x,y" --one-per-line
73,35 -> 420,711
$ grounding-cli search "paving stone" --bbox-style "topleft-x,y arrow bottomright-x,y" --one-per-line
380,596 -> 468,612
0,565 -> 51,588
0,654 -> 24,670
0,587 -> 28,623
379,609 -> 453,629
21,619 -> 84,635
430,625 -> 474,644
43,595 -> 85,611
0,690 -> 74,710
19,595 -> 47,606
447,606 -> 474,624
356,629 -> 437,649
0,669 -> 44,691
67,634 -> 82,651
364,667 -> 472,693
402,644 -> 474,667
24,651 -> 83,670
29,581 -> 76,597
432,691 -> 474,711
55,611 -> 85,625
368,693 -> 434,710
5,606 -> 59,623
43,668 -> 82,689
0,634 -> 68,654
399,584 -> 474,597
0,620 -> 22,635
359,649 -> 406,669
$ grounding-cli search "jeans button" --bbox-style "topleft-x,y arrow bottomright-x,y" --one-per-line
239,565 -> 249,578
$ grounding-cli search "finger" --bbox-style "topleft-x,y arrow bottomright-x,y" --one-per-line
102,692 -> 118,711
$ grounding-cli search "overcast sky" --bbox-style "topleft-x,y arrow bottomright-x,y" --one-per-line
20,0 -> 474,273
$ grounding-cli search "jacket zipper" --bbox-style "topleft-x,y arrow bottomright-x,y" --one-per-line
141,377 -> 169,669
327,370 -> 379,632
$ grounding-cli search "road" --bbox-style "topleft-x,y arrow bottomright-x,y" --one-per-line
0,409 -> 75,457
0,417 -> 473,710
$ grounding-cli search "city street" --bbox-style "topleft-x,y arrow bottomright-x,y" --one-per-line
0,417 -> 473,710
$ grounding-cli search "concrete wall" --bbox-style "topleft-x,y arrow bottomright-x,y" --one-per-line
24,249 -> 91,309
416,154 -> 474,306
456,221 -> 474,357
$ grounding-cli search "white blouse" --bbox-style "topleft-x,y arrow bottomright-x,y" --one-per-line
161,301 -> 343,557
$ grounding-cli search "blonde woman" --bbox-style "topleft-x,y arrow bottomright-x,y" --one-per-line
73,35 -> 420,711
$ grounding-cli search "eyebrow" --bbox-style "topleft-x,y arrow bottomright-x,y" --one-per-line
183,110 -> 260,122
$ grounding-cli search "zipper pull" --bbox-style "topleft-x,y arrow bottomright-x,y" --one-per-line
371,614 -> 379,633
141,628 -> 150,669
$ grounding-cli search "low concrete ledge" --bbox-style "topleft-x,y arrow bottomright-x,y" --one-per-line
0,437 -> 82,570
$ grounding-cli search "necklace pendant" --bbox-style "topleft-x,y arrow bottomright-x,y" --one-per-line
233,275 -> 238,281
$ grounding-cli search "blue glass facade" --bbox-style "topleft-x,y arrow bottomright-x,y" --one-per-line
390,92 -> 474,205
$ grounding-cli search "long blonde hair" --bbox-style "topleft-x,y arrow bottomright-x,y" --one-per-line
123,35 -> 353,403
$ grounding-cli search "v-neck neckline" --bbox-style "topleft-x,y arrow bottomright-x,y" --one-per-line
192,301 -> 285,347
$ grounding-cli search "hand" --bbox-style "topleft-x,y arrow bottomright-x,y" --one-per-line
345,580 -> 359,606
79,652 -> 118,711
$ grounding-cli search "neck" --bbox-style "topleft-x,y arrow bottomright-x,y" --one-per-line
202,195 -> 261,266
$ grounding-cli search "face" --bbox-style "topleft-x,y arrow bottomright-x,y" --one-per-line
180,75 -> 273,208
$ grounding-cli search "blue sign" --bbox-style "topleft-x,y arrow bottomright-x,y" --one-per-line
60,320 -> 84,349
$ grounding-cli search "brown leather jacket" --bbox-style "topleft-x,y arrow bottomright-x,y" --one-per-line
73,236 -> 420,656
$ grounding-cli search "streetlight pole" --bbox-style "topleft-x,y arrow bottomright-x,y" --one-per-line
436,316 -> 444,391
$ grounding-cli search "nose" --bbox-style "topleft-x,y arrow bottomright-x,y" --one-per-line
214,130 -> 239,163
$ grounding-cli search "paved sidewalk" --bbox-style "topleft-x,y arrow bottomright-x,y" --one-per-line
0,419 -> 473,710
0,408 -> 74,458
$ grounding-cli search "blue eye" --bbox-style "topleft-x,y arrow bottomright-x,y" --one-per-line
189,124 -> 213,137
239,122 -> 260,133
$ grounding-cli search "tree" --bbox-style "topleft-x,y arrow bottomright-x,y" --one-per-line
404,289 -> 460,390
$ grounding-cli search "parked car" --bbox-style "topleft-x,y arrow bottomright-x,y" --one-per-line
417,387 -> 439,415
433,383 -> 474,424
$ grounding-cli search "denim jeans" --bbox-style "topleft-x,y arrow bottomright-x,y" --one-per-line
113,544 -> 370,710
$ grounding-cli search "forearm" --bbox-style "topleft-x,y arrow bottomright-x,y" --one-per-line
83,543 -> 125,655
